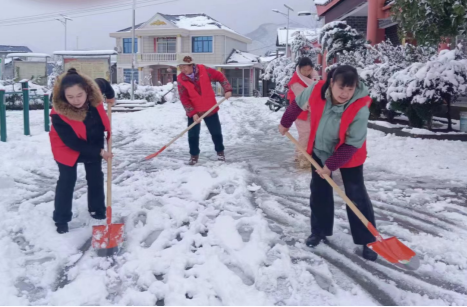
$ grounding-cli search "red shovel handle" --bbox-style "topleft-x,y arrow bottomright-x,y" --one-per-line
145,146 -> 166,160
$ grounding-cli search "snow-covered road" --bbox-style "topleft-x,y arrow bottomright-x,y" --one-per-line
1,98 -> 466,305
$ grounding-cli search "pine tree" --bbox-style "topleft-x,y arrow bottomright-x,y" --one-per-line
392,0 -> 467,45
319,21 -> 365,64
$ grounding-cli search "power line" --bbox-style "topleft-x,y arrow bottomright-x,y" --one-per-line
0,0 -> 168,26
0,0 -> 177,27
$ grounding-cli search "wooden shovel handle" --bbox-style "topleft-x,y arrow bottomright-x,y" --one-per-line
285,132 -> 381,239
145,98 -> 227,160
107,104 -> 112,212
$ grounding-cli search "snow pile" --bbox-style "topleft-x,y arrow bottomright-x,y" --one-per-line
6,53 -> 50,58
112,83 -> 178,104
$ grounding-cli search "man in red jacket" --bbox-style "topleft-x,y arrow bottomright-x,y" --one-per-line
177,55 -> 232,165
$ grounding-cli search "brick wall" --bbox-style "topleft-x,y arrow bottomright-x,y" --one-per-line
343,16 -> 367,36
385,25 -> 400,45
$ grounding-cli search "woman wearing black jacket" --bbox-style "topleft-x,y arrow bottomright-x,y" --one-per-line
49,68 -> 113,234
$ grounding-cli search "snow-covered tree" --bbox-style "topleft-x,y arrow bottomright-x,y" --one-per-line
261,56 -> 295,92
290,32 -> 321,61
48,60 -> 63,90
319,21 -> 365,64
387,47 -> 467,129
392,0 -> 467,45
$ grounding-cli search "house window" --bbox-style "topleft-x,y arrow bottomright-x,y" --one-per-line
192,36 -> 213,53
123,68 -> 139,84
155,37 -> 176,53
123,38 -> 138,54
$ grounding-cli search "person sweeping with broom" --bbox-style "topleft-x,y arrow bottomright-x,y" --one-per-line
278,65 -> 378,261
49,68 -> 113,234
177,55 -> 232,165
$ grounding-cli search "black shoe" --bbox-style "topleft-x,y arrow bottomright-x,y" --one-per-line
90,212 -> 106,220
189,155 -> 199,166
306,233 -> 327,247
362,245 -> 378,261
56,223 -> 69,234
217,151 -> 225,162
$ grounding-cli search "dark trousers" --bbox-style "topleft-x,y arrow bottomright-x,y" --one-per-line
53,159 -> 105,224
310,153 -> 376,245
187,112 -> 224,156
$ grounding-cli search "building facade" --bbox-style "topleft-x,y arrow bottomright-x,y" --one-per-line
110,13 -> 264,96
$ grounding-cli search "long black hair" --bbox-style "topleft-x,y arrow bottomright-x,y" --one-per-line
59,68 -> 92,104
296,57 -> 314,70
321,65 -> 359,100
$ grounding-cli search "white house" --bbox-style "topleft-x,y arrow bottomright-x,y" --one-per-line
110,13 -> 264,96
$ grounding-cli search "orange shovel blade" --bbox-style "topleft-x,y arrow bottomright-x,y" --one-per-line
92,223 -> 124,250
368,236 -> 419,269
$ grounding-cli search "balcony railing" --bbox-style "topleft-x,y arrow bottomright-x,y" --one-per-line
117,53 -> 177,64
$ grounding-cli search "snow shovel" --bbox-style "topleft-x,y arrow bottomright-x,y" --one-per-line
285,132 -> 420,270
145,98 -> 227,160
92,104 -> 124,256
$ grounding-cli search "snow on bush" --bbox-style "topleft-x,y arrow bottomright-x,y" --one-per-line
319,21 -> 365,64
387,47 -> 467,128
112,82 -> 179,104
261,30 -> 321,92
0,80 -> 50,110
261,57 -> 295,92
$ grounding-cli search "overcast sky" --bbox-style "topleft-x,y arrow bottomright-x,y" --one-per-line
0,0 -> 317,54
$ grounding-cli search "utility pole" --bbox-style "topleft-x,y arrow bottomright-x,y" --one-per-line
56,15 -> 72,50
131,0 -> 136,100
272,5 -> 295,58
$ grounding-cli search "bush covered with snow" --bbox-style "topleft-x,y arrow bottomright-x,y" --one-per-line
261,57 -> 295,92
112,82 -> 178,104
387,48 -> 467,129
319,21 -> 365,64
0,80 -> 51,110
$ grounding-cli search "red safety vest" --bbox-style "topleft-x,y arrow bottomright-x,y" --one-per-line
177,64 -> 218,114
49,103 -> 110,166
288,72 -> 309,121
307,81 -> 372,168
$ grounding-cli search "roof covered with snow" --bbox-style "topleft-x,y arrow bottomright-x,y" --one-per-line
117,22 -> 145,33
226,49 -> 260,64
53,50 -> 117,56
117,13 -> 237,34
276,28 -> 320,46
160,13 -> 235,32
0,45 -> 32,53
6,53 -> 49,58
314,0 -> 337,5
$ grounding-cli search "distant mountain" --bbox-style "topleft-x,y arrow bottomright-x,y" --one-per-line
244,21 -> 306,56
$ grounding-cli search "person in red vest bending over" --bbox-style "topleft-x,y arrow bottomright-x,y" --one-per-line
177,55 -> 232,165
287,57 -> 320,168
278,65 -> 378,261
49,68 -> 113,234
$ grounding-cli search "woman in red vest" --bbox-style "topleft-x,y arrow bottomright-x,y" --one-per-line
49,68 -> 113,234
287,57 -> 320,167
278,65 -> 378,261
177,55 -> 232,165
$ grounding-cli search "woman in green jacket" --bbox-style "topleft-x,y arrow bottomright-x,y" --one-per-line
279,65 -> 378,261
